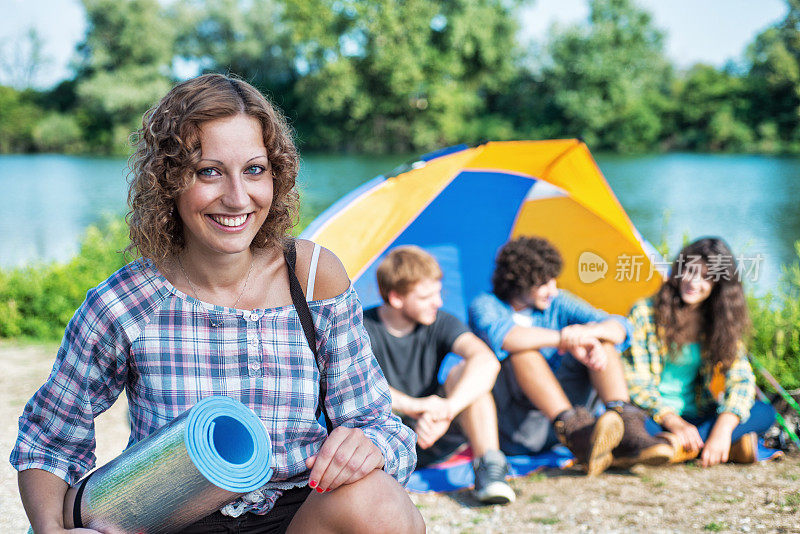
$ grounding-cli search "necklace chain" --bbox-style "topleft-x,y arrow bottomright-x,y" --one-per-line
177,254 -> 254,309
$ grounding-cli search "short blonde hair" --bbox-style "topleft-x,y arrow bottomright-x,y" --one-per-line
376,246 -> 443,302
126,73 -> 299,261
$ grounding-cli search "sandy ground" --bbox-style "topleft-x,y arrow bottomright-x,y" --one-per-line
2,341 -> 799,533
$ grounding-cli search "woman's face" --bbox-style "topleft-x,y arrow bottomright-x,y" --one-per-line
678,261 -> 714,307
176,114 -> 273,258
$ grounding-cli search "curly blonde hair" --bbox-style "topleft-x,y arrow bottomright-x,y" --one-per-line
126,73 -> 299,261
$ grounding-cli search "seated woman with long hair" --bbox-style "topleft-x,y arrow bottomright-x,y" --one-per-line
623,237 -> 776,467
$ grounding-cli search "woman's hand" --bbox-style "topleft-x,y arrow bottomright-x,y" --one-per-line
700,412 -> 739,467
306,427 -> 385,493
662,413 -> 704,452
701,431 -> 732,467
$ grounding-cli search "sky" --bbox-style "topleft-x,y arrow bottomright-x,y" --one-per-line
0,0 -> 790,89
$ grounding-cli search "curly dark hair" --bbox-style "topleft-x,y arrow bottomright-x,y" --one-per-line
654,237 -> 750,370
126,73 -> 299,262
492,236 -> 563,302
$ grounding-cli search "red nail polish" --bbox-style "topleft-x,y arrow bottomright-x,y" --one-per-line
309,480 -> 317,488
316,487 -> 324,493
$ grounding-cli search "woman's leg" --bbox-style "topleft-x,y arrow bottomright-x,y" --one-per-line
286,469 -> 425,534
729,401 -> 776,442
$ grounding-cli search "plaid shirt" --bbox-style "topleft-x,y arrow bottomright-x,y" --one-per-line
10,260 -> 416,515
622,298 -> 755,425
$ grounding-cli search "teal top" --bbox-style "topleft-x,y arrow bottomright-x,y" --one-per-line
657,342 -> 702,417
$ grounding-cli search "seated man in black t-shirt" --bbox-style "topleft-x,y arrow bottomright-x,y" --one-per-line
363,246 -> 515,504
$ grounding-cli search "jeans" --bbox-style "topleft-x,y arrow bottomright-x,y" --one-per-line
644,400 -> 776,442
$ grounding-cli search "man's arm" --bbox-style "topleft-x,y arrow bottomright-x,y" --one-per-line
388,385 -> 423,417
444,332 -> 501,417
500,325 -> 562,353
574,319 -> 627,345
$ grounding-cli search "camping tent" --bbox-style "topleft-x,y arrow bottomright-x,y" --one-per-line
300,140 -> 663,321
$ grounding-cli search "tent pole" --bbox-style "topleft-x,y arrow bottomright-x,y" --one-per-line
750,357 -> 800,418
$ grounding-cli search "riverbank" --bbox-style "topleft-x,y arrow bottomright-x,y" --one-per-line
2,341 -> 799,532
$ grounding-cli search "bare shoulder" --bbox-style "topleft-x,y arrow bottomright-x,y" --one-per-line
293,239 -> 351,300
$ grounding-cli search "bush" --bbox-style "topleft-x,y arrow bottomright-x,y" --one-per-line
0,86 -> 43,152
748,241 -> 800,391
0,217 -> 130,340
32,112 -> 86,153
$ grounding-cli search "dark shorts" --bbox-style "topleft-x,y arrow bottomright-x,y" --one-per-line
177,486 -> 312,534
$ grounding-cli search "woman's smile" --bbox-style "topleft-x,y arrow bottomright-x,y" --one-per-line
207,212 -> 253,231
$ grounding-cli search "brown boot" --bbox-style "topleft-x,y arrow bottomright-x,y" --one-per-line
729,432 -> 757,464
554,407 -> 624,476
660,432 -> 700,464
610,404 -> 674,469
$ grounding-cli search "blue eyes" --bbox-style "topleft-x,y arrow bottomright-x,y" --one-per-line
245,165 -> 266,175
196,165 -> 267,177
197,167 -> 220,177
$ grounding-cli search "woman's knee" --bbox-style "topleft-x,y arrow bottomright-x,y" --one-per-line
300,470 -> 424,534
346,470 -> 424,533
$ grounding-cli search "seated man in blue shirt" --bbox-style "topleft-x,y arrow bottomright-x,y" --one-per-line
469,236 -> 672,475
363,246 -> 515,504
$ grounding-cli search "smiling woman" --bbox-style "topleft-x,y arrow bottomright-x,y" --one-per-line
623,237 -> 777,469
10,74 -> 423,534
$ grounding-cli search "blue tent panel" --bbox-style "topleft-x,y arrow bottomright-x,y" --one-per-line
352,170 -> 534,320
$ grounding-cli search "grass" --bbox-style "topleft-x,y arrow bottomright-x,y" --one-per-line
527,493 -> 546,503
710,493 -> 745,504
784,491 -> 800,511
532,517 -> 560,525
526,472 -> 548,482
780,471 -> 800,481
703,521 -> 728,531
638,474 -> 666,487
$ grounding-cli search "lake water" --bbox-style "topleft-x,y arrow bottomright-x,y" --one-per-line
2,152 -> 799,294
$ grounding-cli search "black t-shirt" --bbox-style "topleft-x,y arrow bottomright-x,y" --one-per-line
363,306 -> 469,398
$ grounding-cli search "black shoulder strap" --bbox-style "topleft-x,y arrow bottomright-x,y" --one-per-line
72,471 -> 93,528
284,239 -> 333,433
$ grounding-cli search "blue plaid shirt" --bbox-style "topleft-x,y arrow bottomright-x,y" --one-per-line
10,259 -> 415,515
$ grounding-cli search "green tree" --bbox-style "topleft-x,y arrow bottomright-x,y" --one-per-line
746,0 -> 800,150
173,0 -> 297,102
283,0 -> 523,152
0,86 -> 43,152
669,64 -> 753,151
524,0 -> 672,152
73,0 -> 176,153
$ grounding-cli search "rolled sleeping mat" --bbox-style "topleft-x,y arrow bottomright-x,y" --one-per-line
70,395 -> 273,534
